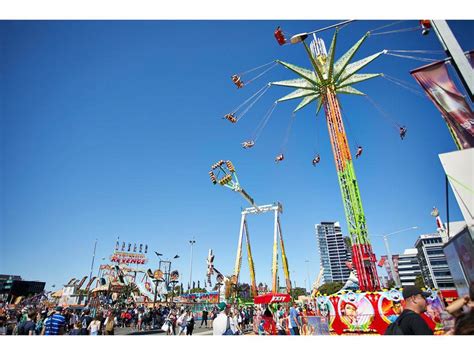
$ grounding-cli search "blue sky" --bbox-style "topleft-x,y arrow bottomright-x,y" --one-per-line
1,20 -> 472,291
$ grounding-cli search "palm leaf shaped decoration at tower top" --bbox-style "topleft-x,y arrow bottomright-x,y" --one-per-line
270,29 -> 386,114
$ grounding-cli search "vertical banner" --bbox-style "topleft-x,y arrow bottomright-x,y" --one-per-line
411,58 -> 474,149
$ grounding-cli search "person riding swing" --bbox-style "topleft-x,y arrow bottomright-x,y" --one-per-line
312,154 -> 321,166
355,146 -> 363,159
224,113 -> 237,123
241,140 -> 255,149
275,154 -> 284,163
231,75 -> 244,88
399,126 -> 407,140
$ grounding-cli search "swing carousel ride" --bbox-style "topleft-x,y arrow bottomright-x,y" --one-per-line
219,20 -> 445,292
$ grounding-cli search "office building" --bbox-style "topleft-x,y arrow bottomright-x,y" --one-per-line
316,221 -> 351,283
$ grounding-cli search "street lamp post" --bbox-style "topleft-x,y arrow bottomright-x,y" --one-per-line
375,226 -> 418,288
189,237 -> 196,293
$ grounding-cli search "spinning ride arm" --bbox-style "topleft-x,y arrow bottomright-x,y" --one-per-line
209,160 -> 259,210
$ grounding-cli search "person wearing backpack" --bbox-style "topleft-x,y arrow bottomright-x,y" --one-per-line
385,286 -> 433,335
80,309 -> 93,335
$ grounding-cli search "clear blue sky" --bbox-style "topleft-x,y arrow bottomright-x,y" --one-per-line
1,20 -> 472,291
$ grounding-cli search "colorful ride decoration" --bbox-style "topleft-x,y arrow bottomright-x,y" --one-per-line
178,291 -> 219,304
316,288 -> 448,335
300,316 -> 331,335
254,293 -> 291,304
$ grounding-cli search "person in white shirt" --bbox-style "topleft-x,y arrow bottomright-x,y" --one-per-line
177,311 -> 188,336
87,316 -> 101,336
229,308 -> 240,335
213,302 -> 231,335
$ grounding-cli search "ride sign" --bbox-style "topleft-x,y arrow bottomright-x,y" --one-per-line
110,251 -> 147,265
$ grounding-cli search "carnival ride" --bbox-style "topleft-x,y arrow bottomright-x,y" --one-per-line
95,264 -> 159,303
209,160 -> 291,297
220,21 -> 447,291
310,268 -> 325,298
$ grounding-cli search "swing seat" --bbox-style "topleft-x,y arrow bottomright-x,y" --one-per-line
231,75 -> 244,88
420,20 -> 431,35
224,114 -> 237,123
242,141 -> 255,149
274,27 -> 286,45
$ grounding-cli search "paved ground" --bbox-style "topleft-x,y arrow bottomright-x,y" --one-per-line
114,325 -> 254,336
114,325 -> 214,336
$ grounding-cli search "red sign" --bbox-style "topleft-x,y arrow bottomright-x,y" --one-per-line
411,57 -> 474,149
110,252 -> 147,265
254,293 -> 291,304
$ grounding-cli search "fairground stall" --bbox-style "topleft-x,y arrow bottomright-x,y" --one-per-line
315,288 -> 450,335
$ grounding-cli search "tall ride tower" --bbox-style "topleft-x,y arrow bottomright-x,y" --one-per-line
270,30 -> 384,290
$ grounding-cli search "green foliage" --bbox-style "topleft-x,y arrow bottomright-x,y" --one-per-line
290,287 -> 307,299
318,282 -> 343,295
415,275 -> 426,289
188,287 -> 207,294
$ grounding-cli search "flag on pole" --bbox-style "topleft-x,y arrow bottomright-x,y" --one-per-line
411,55 -> 474,149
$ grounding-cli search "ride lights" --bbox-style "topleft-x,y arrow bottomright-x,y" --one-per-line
290,33 -> 309,44
219,174 -> 232,185
209,171 -> 217,184
226,160 -> 235,172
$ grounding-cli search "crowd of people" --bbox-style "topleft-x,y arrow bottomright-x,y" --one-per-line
212,301 -> 319,335
0,301 -> 196,336
1,284 -> 472,336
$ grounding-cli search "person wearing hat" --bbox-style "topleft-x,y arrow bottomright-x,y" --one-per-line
212,302 -> 232,335
388,286 -> 433,335
42,307 -> 66,335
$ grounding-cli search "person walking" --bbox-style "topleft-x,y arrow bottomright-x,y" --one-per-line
186,311 -> 195,335
80,309 -> 93,335
177,310 -> 188,335
385,286 -> 433,335
87,316 -> 102,336
200,308 -> 209,328
213,302 -> 232,335
42,307 -> 66,336
289,303 -> 301,335
104,313 -> 115,335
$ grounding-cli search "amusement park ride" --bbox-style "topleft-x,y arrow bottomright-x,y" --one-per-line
209,160 -> 291,296
221,23 -> 416,292
220,19 -> 472,295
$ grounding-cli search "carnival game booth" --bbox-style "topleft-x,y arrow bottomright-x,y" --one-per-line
315,288 -> 449,335
176,292 -> 219,320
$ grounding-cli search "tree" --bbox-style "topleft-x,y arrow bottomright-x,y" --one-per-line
290,287 -> 306,299
189,287 -> 207,294
387,280 -> 396,289
415,275 -> 426,289
318,282 -> 343,295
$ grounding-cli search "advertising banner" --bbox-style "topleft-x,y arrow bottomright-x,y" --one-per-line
411,59 -> 474,149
